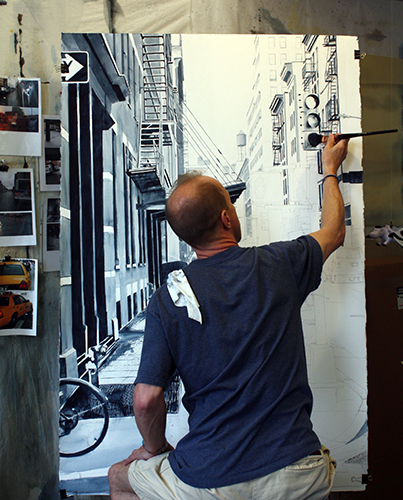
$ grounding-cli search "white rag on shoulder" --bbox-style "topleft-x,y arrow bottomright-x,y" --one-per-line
166,269 -> 202,324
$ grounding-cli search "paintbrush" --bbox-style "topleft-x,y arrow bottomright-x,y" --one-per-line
308,129 -> 399,147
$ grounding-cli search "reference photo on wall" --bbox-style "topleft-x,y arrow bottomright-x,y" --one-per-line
0,257 -> 38,336
40,116 -> 61,191
0,77 -> 42,157
43,196 -> 60,272
0,167 -> 37,247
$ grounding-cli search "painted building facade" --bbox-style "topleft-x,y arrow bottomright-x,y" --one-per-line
60,34 -> 185,378
268,35 -> 367,489
242,35 -> 305,245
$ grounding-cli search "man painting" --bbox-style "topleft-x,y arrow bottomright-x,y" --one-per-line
109,135 -> 349,500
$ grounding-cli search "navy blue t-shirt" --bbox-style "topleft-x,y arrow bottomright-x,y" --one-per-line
135,235 -> 323,488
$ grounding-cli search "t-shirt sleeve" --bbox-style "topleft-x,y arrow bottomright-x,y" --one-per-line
280,235 -> 323,304
135,294 -> 176,389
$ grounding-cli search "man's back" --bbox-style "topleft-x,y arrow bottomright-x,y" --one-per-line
109,139 -> 349,498
136,236 -> 323,488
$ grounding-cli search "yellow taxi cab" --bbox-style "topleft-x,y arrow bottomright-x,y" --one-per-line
0,293 -> 33,328
0,260 -> 31,290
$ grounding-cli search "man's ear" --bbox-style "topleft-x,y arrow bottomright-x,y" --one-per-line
220,209 -> 231,229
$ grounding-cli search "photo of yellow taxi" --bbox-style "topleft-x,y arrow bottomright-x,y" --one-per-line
0,293 -> 33,328
0,260 -> 31,290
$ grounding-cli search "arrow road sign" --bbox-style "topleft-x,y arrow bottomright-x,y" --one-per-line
61,52 -> 89,83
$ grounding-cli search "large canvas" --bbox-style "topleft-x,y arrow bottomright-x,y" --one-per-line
59,34 -> 367,494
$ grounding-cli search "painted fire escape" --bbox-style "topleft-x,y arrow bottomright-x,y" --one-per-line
128,34 -> 245,204
270,94 -> 285,166
323,35 -> 340,135
127,34 -> 174,198
302,35 -> 318,93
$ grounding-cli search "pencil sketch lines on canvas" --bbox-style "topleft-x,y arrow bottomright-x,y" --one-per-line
59,34 -> 367,493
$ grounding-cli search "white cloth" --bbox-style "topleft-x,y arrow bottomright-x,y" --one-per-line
166,269 -> 202,324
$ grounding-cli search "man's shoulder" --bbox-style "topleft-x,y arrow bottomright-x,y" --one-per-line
254,236 -> 321,269
147,282 -> 170,311
257,235 -> 319,252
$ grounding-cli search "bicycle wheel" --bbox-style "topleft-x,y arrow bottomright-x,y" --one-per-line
59,377 -> 109,457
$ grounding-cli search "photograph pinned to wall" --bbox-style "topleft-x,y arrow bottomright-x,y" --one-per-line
42,195 -> 60,272
40,116 -> 61,191
0,77 -> 42,157
0,168 -> 37,247
0,257 -> 38,336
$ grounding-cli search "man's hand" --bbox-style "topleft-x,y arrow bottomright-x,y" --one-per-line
322,134 -> 349,176
124,442 -> 174,466
124,446 -> 153,465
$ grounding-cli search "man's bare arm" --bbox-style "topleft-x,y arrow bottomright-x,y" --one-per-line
124,383 -> 173,465
309,134 -> 349,262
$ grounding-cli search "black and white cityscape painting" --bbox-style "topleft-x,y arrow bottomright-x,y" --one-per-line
59,34 -> 366,494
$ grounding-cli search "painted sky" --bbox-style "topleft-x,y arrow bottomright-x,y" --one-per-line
181,35 -> 255,168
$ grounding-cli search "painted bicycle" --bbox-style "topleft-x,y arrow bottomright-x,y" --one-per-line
59,377 -> 109,457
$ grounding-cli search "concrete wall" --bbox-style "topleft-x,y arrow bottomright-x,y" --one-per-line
0,1 -> 402,499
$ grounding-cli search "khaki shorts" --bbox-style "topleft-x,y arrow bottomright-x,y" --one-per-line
127,445 -> 336,500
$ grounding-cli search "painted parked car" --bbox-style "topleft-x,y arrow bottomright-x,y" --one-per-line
0,293 -> 33,328
0,260 -> 31,290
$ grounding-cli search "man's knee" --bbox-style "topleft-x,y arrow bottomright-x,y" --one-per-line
108,463 -> 118,489
108,461 -> 128,490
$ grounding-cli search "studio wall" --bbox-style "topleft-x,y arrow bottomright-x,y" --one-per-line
0,1 -> 402,499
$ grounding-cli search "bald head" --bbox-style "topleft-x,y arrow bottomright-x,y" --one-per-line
166,173 -> 229,247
